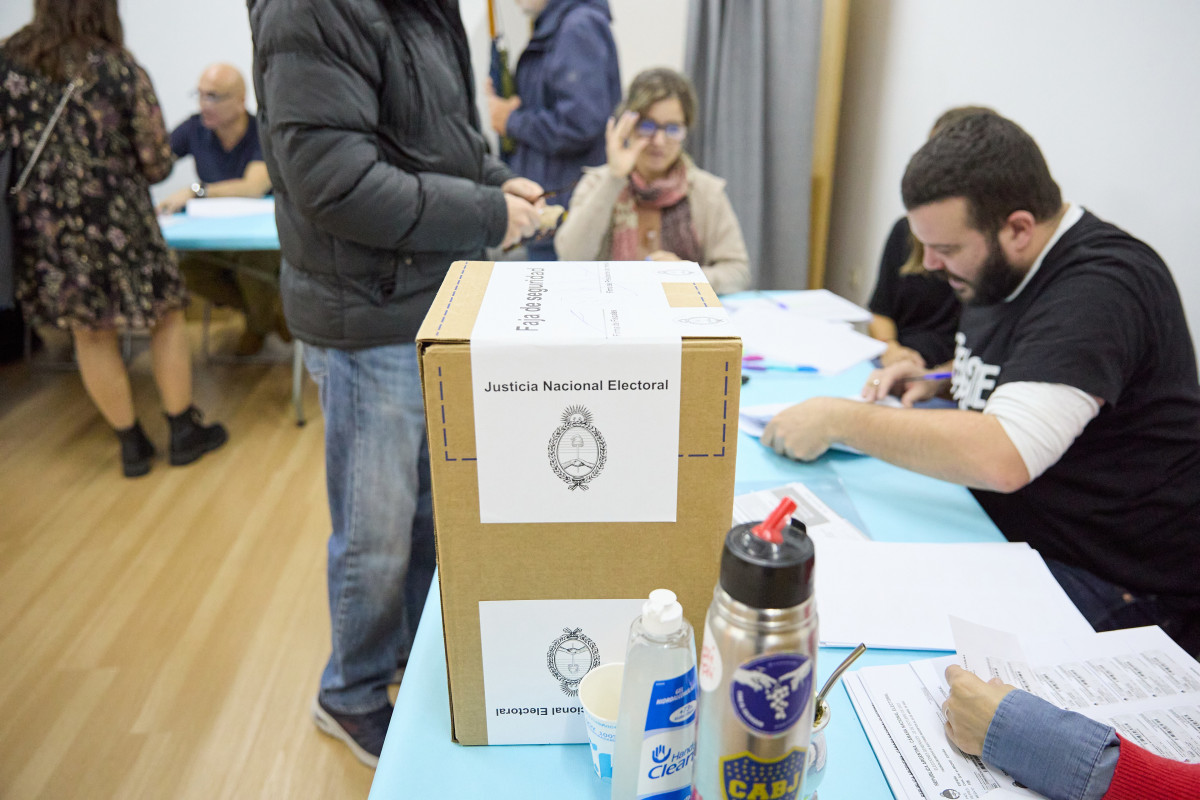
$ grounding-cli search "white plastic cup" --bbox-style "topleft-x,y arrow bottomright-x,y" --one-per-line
578,662 -> 624,781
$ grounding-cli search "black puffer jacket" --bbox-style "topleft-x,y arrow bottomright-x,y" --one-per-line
248,0 -> 514,348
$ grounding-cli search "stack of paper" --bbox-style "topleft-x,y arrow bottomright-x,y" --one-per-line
184,197 -> 276,218
814,540 -> 1094,649
726,292 -> 884,375
844,621 -> 1200,800
723,290 -> 873,323
738,396 -> 902,455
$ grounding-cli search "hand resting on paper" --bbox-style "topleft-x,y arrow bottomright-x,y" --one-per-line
942,665 -> 1016,756
761,396 -> 845,462
861,361 -> 945,408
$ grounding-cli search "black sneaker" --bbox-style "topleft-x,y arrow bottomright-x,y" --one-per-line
165,406 -> 228,466
311,697 -> 392,768
116,421 -> 156,478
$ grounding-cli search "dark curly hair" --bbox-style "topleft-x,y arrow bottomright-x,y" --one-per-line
901,112 -> 1061,235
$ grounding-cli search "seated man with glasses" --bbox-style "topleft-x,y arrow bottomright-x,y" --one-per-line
157,63 -> 284,355
555,67 -> 751,294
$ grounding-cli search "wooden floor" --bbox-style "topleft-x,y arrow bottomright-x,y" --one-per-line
0,320 -> 380,799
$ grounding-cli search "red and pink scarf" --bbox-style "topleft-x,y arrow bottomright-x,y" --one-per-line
610,154 -> 702,263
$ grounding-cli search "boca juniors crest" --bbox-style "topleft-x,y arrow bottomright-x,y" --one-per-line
546,627 -> 600,696
548,405 -> 607,490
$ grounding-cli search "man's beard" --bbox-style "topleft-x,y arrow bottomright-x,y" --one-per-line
963,237 -> 1025,306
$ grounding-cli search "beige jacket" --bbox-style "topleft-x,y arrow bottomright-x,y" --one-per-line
554,163 -> 752,294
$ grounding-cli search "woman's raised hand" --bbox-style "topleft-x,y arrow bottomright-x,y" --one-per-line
606,111 -> 649,179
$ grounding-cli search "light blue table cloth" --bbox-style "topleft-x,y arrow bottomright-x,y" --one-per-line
160,212 -> 279,251
369,358 -> 1004,799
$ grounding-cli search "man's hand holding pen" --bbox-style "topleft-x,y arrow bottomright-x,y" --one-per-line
862,362 -> 951,407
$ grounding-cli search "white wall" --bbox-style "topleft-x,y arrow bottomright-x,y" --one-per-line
10,0 -> 1197,352
1,0 -> 256,199
2,0 -> 684,198
828,0 -> 1200,357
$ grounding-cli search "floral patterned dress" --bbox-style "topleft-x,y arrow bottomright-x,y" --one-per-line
1,44 -> 186,330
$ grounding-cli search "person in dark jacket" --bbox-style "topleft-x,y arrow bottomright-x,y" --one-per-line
486,0 -> 621,260
249,0 -> 542,767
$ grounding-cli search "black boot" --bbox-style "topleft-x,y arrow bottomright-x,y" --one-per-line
166,406 -> 228,466
116,421 -> 156,478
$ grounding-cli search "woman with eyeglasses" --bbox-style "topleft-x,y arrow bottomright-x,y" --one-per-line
555,68 -> 751,294
2,0 -> 227,477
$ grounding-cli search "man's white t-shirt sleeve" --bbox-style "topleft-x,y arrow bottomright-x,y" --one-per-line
983,382 -> 1102,481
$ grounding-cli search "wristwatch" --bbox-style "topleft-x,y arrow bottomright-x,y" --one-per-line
190,182 -> 207,198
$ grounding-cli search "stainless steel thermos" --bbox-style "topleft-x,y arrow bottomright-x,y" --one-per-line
692,498 -> 818,800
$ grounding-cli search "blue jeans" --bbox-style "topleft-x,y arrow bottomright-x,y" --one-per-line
1045,558 -> 1200,657
304,342 -> 435,713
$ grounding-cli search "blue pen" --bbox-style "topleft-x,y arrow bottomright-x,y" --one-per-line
757,290 -> 789,311
921,371 -> 952,380
743,363 -> 819,373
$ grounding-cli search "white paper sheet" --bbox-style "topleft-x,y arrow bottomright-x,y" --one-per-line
470,262 -> 690,523
729,307 -> 884,374
844,658 -> 1036,800
723,289 -> 873,323
814,540 -> 1094,649
479,598 -> 645,744
183,197 -> 275,217
952,620 -> 1200,762
732,482 -> 869,542
739,396 -> 902,455
845,622 -> 1200,800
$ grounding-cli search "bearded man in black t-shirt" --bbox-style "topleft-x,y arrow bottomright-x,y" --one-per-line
762,112 -> 1200,655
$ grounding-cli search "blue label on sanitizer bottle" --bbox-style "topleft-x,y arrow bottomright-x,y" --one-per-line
635,666 -> 698,800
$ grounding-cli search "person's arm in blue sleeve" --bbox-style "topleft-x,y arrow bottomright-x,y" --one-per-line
944,665 -> 1118,800
505,10 -> 616,157
984,689 -> 1119,800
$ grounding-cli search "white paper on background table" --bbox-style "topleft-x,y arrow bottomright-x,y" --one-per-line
479,598 -> 645,744
814,540 -> 1093,649
733,481 -> 869,541
739,396 -> 902,455
727,300 -> 884,374
183,197 -> 276,217
723,289 -> 873,323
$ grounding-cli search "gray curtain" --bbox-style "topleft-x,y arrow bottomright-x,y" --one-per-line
685,0 -> 823,290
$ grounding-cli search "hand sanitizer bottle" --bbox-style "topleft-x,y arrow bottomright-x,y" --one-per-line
611,589 -> 698,800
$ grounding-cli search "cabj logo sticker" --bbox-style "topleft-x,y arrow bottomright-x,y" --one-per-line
729,654 -> 812,735
721,749 -> 805,800
546,627 -> 600,696
548,405 -> 606,490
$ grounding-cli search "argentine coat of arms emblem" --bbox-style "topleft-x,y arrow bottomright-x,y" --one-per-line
548,405 -> 607,490
546,627 -> 601,696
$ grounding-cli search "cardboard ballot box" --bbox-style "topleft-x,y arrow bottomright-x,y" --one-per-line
416,260 -> 740,745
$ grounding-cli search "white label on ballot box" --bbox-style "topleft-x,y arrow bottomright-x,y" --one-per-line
479,598 -> 645,745
470,261 -> 689,523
